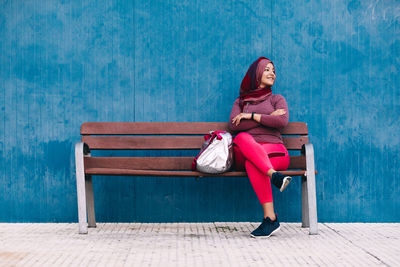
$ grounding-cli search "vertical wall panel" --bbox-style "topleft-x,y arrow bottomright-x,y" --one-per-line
0,0 -> 399,222
272,0 -> 400,221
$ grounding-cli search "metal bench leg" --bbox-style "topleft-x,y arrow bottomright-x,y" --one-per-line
75,142 -> 88,234
303,143 -> 318,235
85,174 -> 96,228
301,175 -> 309,228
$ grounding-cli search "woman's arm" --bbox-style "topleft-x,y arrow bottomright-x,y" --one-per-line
228,99 -> 260,132
258,95 -> 289,128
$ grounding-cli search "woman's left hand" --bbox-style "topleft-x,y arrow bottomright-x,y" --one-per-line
232,113 -> 251,126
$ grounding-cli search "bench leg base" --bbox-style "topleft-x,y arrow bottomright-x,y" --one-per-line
301,175 -> 309,228
85,174 -> 96,228
75,142 -> 89,234
302,143 -> 318,235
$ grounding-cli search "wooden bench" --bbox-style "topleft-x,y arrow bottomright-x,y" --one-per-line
75,122 -> 318,234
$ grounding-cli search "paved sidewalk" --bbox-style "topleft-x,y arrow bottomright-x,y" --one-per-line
0,223 -> 399,266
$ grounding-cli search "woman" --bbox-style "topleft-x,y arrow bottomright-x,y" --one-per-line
229,57 -> 292,238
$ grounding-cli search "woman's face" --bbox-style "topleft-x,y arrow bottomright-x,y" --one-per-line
260,63 -> 276,87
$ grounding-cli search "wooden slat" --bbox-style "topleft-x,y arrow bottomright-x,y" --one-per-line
283,136 -> 309,150
84,156 -> 306,170
84,168 -> 310,177
81,122 -> 230,135
81,136 -> 204,150
280,122 -> 308,135
82,136 -> 308,150
84,157 -> 194,170
288,156 -> 306,169
81,122 -> 308,135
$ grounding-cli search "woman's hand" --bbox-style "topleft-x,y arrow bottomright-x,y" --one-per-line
270,109 -> 286,116
232,113 -> 251,126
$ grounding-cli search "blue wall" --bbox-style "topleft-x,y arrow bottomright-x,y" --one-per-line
1,0 -> 399,222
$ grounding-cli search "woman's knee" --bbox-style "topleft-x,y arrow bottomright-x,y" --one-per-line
233,132 -> 253,145
269,154 -> 290,171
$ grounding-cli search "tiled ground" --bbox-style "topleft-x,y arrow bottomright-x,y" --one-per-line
0,223 -> 399,266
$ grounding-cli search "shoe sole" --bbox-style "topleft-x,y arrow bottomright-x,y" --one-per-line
280,176 -> 292,192
250,226 -> 281,238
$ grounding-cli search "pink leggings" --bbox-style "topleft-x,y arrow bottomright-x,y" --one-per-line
233,132 -> 290,204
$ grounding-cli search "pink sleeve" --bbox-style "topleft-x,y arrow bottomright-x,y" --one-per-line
259,95 -> 289,128
228,99 -> 260,132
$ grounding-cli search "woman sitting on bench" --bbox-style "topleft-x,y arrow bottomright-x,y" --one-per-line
229,57 -> 291,238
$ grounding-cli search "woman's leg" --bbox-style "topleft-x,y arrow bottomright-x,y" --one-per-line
234,133 -> 290,219
245,160 -> 276,220
260,144 -> 290,218
233,132 -> 274,176
260,143 -> 290,171
261,143 -> 291,191
234,132 -> 290,176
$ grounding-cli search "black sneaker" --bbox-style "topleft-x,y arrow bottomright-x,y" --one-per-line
250,216 -> 280,238
271,172 -> 292,192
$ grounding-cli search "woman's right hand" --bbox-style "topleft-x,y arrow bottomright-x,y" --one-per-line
270,109 -> 286,116
232,113 -> 251,126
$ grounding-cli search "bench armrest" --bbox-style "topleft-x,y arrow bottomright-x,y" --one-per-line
75,142 -> 90,157
301,143 -> 315,176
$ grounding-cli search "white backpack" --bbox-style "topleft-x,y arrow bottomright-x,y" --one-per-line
192,131 -> 234,174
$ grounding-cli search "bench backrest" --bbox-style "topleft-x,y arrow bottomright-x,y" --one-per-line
81,122 -> 309,171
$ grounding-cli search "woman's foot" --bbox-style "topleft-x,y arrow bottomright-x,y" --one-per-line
250,216 -> 280,238
271,172 -> 292,192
